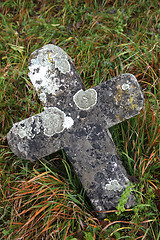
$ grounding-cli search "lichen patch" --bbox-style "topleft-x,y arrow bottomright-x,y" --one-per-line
41,107 -> 65,136
122,83 -> 129,90
104,180 -> 123,191
63,116 -> 74,129
29,44 -> 71,74
73,89 -> 97,110
12,116 -> 41,140
28,44 -> 71,105
39,92 -> 47,104
41,107 -> 74,136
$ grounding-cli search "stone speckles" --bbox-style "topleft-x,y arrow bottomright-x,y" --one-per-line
7,44 -> 144,219
73,89 -> 97,110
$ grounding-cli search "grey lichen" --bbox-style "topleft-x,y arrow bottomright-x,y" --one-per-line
73,89 -> 97,110
43,44 -> 71,74
42,107 -> 74,136
12,117 -> 41,140
41,107 -> 65,136
104,180 -> 124,191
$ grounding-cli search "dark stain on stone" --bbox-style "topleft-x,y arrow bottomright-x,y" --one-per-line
79,111 -> 87,118
36,80 -> 42,84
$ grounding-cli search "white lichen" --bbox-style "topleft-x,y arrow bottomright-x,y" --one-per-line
104,180 -> 123,191
41,107 -> 65,136
63,116 -> 74,129
28,44 -> 71,105
13,117 -> 41,139
122,83 -> 129,91
39,92 -> 47,104
73,89 -> 97,110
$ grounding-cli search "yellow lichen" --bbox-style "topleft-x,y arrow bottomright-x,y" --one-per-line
129,95 -> 138,110
47,52 -> 55,63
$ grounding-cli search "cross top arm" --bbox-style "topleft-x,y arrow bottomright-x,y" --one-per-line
28,44 -> 85,109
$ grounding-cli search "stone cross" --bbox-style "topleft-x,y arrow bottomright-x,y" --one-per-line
7,44 -> 144,217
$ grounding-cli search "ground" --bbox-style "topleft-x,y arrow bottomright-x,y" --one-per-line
0,0 -> 159,239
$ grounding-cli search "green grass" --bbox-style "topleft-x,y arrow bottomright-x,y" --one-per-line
0,0 -> 160,239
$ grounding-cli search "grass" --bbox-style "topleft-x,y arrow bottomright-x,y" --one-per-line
0,0 -> 160,239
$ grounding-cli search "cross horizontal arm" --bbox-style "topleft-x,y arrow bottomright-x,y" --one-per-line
7,107 -> 73,161
93,73 -> 144,128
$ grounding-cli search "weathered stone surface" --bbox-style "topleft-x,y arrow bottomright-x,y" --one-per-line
7,44 -> 144,217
